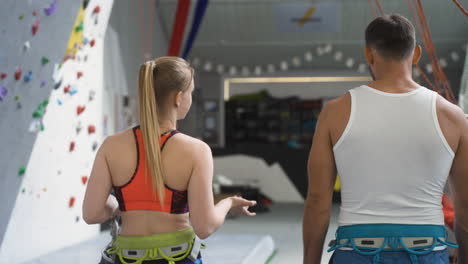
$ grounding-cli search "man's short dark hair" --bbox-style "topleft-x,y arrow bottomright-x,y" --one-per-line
365,14 -> 416,60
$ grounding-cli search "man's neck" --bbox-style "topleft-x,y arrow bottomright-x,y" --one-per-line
371,64 -> 419,90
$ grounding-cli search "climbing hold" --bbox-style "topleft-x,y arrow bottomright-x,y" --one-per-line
76,121 -> 83,134
40,80 -> 46,87
33,10 -> 38,16
84,55 -> 88,62
57,99 -> 62,105
42,187 -> 47,192
90,39 -> 96,47
22,188 -> 26,194
69,87 -> 78,96
32,20 -> 40,35
64,84 -> 70,94
69,197 -> 76,208
14,67 -> 22,81
77,71 -> 83,79
19,14 -> 25,20
16,102 -> 22,109
76,216 -> 80,222
23,41 -> 31,51
14,95 -> 19,101
89,90 -> 95,101
54,78 -> 62,90
18,166 -> 26,176
88,125 -> 96,134
75,22 -> 84,32
81,176 -> 88,185
93,6 -> 101,14
77,105 -> 85,115
24,71 -> 33,83
0,86 -> 7,101
41,57 -> 50,66
69,141 -> 75,152
32,99 -> 49,118
44,0 -> 57,16
1,73 -> 7,79
83,38 -> 89,45
92,141 -> 98,151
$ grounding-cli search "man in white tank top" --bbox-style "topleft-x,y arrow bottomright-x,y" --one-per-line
302,14 -> 468,264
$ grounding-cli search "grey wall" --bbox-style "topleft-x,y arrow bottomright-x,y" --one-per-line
106,1 -> 169,100
0,0 -> 81,246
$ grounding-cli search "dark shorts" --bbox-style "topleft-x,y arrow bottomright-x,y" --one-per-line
330,249 -> 449,264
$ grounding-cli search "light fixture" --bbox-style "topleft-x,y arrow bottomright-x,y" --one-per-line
345,58 -> 355,68
203,61 -> 213,71
216,64 -> 225,74
334,51 -> 343,61
280,61 -> 288,71
229,66 -> 237,76
292,57 -> 301,67
267,64 -> 276,73
304,51 -> 313,62
254,66 -> 262,76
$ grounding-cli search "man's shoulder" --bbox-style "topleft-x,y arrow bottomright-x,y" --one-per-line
436,94 -> 466,128
321,91 -> 351,118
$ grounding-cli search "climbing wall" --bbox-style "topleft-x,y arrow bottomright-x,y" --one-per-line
0,0 -> 113,263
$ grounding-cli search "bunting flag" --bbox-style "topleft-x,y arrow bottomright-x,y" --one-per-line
167,0 -> 191,56
182,0 -> 209,59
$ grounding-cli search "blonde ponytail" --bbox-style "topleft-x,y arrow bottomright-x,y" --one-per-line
137,57 -> 194,205
138,61 -> 165,203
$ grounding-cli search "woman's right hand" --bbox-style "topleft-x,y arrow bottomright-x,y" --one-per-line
229,196 -> 257,217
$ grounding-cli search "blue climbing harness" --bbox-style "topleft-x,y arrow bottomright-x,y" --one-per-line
328,224 -> 458,264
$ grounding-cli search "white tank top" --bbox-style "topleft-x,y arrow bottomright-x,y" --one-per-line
334,85 -> 454,226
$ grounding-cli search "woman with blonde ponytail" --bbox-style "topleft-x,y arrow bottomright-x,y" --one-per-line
83,57 -> 256,264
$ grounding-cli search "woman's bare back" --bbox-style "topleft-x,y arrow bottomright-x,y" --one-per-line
105,128 -> 196,236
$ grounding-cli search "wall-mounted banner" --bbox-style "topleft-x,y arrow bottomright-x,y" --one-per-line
273,2 -> 341,33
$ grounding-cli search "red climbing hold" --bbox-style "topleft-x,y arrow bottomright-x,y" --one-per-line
93,6 -> 101,14
64,85 -> 70,94
69,197 -> 76,208
90,39 -> 96,47
1,73 -> 7,80
81,176 -> 88,185
69,141 -> 75,152
77,105 -> 86,115
77,72 -> 83,79
33,10 -> 38,16
88,125 -> 96,134
32,20 -> 40,35
14,68 -> 22,81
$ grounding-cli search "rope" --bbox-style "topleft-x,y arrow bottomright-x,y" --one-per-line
374,0 -> 385,16
452,0 -> 468,16
368,0 -> 378,17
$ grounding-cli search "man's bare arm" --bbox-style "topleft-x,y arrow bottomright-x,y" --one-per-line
303,102 -> 337,264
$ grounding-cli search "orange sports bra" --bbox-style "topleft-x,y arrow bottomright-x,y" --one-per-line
113,126 -> 189,214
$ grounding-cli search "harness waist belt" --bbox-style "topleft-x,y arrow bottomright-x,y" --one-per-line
107,227 -> 201,264
328,224 -> 458,256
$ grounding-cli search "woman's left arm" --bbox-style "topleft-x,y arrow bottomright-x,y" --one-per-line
82,138 -> 119,224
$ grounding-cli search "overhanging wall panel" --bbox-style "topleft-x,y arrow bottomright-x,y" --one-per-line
0,0 -> 82,248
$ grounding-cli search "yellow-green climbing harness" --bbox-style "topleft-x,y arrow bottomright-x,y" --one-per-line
106,227 -> 200,264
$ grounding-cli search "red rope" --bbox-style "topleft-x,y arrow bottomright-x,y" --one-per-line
368,0 -> 378,17
167,0 -> 191,56
374,0 -> 385,16
416,65 -> 439,93
452,0 -> 468,16
414,0 -> 456,103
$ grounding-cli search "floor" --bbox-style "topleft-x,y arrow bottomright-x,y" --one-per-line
25,203 -> 339,264
218,203 -> 339,264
